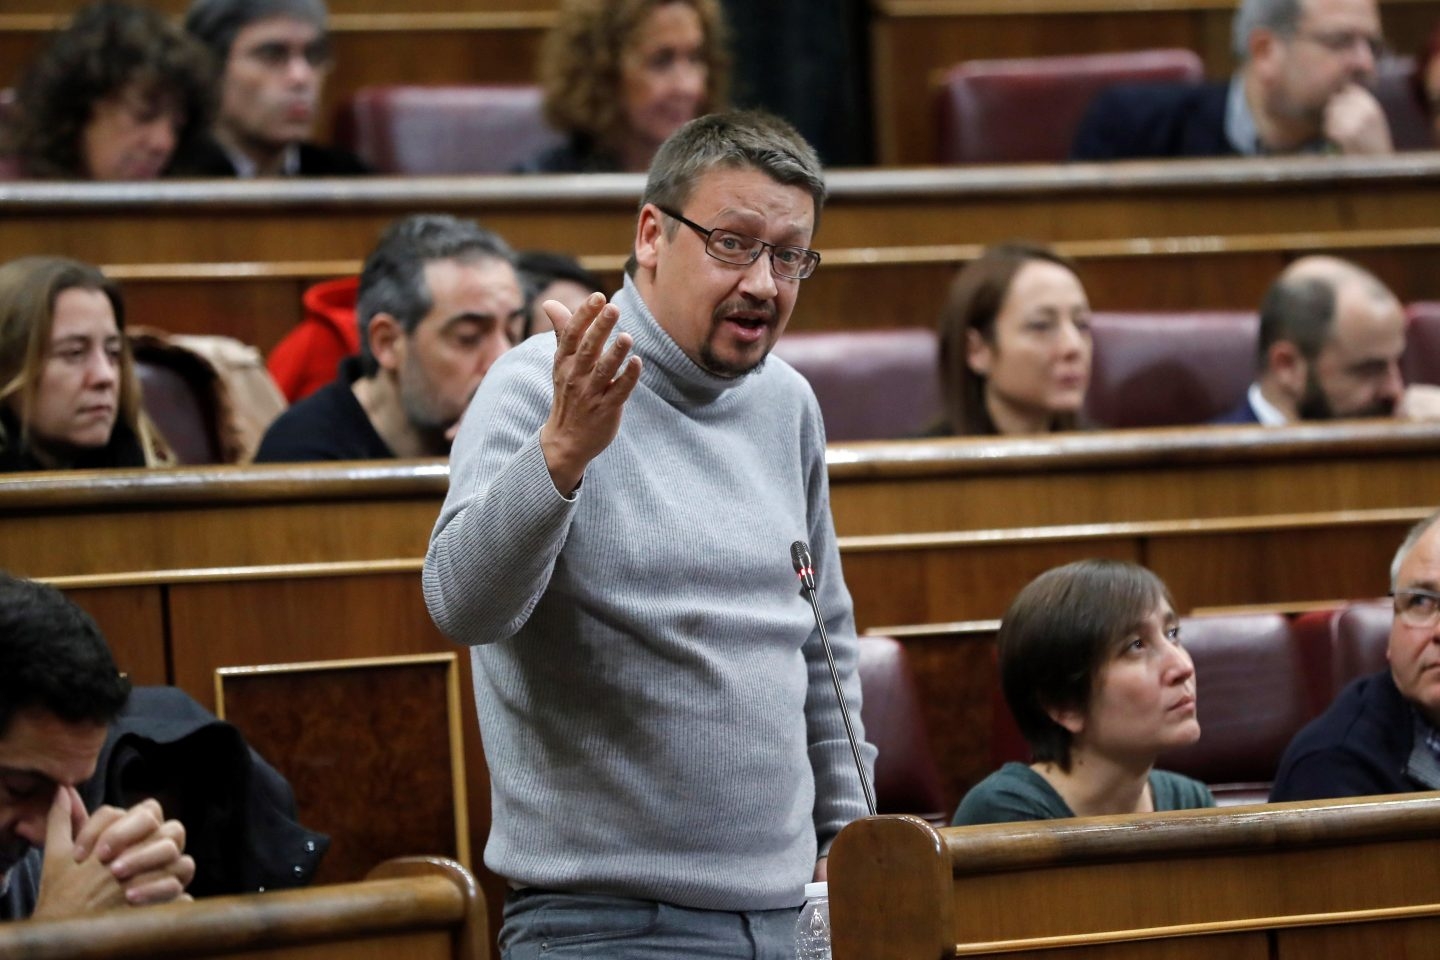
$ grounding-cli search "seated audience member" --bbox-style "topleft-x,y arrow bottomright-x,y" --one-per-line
516,0 -> 729,173
254,214 -> 523,461
1214,255 -> 1440,424
0,1 -> 213,181
0,257 -> 165,472
178,0 -> 369,177
932,242 -> 1092,436
1416,23 -> 1440,145
1073,0 -> 1392,160
514,250 -> 604,340
0,573 -> 194,921
1271,509 -> 1440,801
954,559 -> 1213,825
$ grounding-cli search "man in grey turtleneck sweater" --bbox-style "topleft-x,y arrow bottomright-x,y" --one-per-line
424,111 -> 875,959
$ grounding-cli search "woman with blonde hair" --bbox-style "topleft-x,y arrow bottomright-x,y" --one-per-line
518,0 -> 730,173
0,257 -> 162,471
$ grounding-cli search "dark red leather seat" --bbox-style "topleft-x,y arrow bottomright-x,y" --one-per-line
1329,601 -> 1393,696
1158,614 -> 1314,805
1084,311 -> 1257,428
857,636 -> 949,822
335,85 -> 564,175
771,328 -> 940,441
1404,302 -> 1440,387
1375,56 -> 1432,151
135,353 -> 222,464
935,49 -> 1205,164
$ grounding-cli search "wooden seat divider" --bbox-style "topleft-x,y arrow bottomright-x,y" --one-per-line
829,794 -> 1440,960
215,653 -> 470,887
0,855 -> 486,960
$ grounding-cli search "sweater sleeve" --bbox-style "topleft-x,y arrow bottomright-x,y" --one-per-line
1269,745 -> 1398,802
423,345 -> 581,646
799,400 -> 877,852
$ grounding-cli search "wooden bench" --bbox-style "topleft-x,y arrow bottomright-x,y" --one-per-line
829,795 -> 1440,959
0,855 -> 486,960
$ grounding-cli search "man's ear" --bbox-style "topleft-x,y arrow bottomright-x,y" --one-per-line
1268,340 -> 1308,397
634,204 -> 665,273
368,313 -> 405,373
965,328 -> 993,378
1247,27 -> 1284,79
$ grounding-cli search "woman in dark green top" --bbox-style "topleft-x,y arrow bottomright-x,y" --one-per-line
954,560 -> 1215,825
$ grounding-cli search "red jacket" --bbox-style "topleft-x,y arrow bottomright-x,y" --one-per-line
267,276 -> 359,403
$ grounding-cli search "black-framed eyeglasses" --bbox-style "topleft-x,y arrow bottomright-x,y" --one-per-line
656,206 -> 820,281
1391,588 -> 1440,629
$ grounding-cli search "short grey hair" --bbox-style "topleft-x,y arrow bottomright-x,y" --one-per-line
629,110 -> 825,274
184,0 -> 328,60
356,214 -> 515,376
1392,510 -> 1440,590
1232,0 -> 1305,61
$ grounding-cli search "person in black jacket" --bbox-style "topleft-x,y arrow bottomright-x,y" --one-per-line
0,575 -> 194,922
178,0 -> 370,177
1271,509 -> 1440,801
1073,0 -> 1392,160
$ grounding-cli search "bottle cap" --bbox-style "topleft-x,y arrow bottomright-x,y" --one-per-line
805,881 -> 829,899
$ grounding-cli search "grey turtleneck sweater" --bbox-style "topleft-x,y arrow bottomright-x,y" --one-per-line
424,277 -> 873,911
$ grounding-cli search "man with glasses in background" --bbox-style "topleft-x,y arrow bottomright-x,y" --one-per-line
1073,0 -> 1392,159
1271,510 -> 1440,801
425,111 -> 874,959
180,0 -> 370,176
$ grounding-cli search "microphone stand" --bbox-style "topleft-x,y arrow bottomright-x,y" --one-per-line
793,542 -> 877,818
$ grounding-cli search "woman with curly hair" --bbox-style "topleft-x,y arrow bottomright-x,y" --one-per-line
518,0 -> 729,174
1,1 -> 213,180
0,257 -> 165,471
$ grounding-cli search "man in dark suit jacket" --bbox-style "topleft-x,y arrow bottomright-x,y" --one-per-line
179,0 -> 370,177
1271,510 -> 1440,802
1073,0 -> 1392,160
1214,255 -> 1440,426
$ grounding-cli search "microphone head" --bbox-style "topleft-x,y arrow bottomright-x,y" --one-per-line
790,540 -> 812,574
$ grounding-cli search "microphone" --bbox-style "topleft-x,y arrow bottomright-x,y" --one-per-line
790,540 -> 877,818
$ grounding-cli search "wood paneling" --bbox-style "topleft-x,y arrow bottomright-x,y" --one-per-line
870,0 -> 1440,164
6,157 -> 1440,268
65,584 -> 168,686
96,228 -> 1440,351
0,857 -> 485,960
830,797 -> 1440,959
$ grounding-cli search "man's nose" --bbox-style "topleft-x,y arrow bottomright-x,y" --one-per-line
738,251 -> 779,300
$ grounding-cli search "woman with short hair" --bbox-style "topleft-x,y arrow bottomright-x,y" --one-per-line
953,559 -> 1214,825
0,257 -> 163,471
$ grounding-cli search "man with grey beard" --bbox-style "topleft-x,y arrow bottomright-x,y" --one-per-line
256,214 -> 525,462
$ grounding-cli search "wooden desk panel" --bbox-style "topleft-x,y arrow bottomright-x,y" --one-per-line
98,228 -> 1440,352
7,158 -> 1440,268
870,0 -> 1440,164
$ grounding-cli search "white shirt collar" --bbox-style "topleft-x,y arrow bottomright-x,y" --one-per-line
1247,382 -> 1292,426
220,140 -> 301,178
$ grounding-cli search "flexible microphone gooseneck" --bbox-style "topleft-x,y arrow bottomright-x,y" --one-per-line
791,540 -> 877,818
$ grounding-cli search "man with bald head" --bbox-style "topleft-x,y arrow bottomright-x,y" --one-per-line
1215,256 -> 1439,424
1272,510 -> 1440,800
1074,0 -> 1392,159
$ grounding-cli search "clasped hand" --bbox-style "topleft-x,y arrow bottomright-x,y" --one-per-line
32,785 -> 195,919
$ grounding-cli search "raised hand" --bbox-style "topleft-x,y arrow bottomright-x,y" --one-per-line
539,293 -> 643,495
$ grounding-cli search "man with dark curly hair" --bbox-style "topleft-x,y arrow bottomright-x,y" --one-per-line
179,0 -> 369,177
1,1 -> 213,181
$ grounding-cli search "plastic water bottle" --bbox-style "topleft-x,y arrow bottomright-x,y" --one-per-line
795,880 -> 832,959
